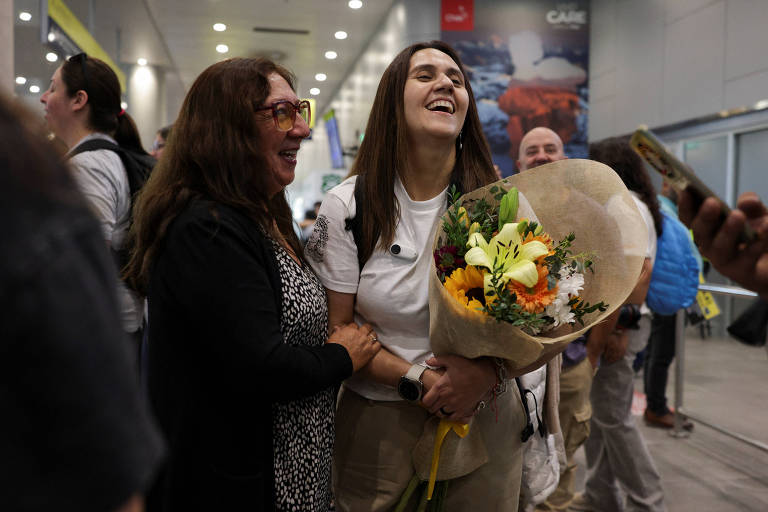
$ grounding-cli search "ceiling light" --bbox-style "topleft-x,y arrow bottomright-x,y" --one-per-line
324,50 -> 337,60
45,52 -> 58,62
121,101 -> 128,110
137,58 -> 147,66
213,23 -> 226,32
15,76 -> 27,85
216,44 -> 229,54
29,85 -> 40,93
47,32 -> 55,42
310,88 -> 320,96
19,11 -> 32,21
348,0 -> 363,9
315,73 -> 327,81
335,31 -> 348,40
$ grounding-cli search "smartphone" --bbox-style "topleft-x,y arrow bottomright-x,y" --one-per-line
629,125 -> 755,242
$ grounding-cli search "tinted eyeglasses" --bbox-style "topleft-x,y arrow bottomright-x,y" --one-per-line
68,53 -> 90,94
254,100 -> 311,132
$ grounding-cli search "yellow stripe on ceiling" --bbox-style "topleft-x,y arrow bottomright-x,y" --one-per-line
47,0 -> 126,92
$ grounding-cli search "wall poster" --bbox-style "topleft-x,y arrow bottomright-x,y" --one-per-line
442,0 -> 589,175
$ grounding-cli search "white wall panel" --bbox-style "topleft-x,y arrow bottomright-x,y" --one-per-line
612,0 -> 665,134
589,97 -> 616,140
662,1 -> 726,124
724,0 -> 768,80
724,69 -> 768,109
590,0 -> 616,78
665,0 -> 721,24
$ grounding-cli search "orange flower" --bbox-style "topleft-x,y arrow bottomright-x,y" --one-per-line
506,264 -> 558,313
444,266 -> 486,313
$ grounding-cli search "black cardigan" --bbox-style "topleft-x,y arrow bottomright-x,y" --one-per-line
146,200 -> 352,511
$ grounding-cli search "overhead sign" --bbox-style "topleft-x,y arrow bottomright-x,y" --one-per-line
441,0 -> 474,32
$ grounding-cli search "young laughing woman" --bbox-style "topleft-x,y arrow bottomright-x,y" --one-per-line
307,41 -> 528,511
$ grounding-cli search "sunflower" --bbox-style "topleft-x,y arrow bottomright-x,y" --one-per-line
444,265 -> 486,313
506,264 -> 558,313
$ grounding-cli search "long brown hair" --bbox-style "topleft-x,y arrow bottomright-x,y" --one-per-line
350,41 -> 496,264
124,58 -> 302,294
61,54 -> 148,154
589,137 -> 664,237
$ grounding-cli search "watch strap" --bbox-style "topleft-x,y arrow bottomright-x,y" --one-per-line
404,363 -> 427,382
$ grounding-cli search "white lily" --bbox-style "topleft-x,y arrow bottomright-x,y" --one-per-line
465,223 -> 549,293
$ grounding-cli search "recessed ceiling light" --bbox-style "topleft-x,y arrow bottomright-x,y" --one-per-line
19,11 -> 32,21
15,76 -> 27,85
29,85 -> 40,93
45,52 -> 58,62
213,23 -> 226,32
348,0 -> 362,9
47,32 -> 55,42
137,58 -> 148,66
324,50 -> 337,60
310,88 -> 320,96
335,31 -> 348,40
216,44 -> 229,54
315,73 -> 327,82
121,101 -> 128,110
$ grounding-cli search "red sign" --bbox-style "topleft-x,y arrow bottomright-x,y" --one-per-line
441,0 -> 474,31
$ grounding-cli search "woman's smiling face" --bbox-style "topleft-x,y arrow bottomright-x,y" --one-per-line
402,48 -> 469,144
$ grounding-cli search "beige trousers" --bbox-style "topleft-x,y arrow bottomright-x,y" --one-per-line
334,386 -> 526,512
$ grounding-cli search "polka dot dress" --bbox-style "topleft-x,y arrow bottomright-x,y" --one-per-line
270,240 -> 334,512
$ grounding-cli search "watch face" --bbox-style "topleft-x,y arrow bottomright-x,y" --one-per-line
398,378 -> 421,402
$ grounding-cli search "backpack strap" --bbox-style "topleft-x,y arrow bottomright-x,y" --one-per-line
68,139 -> 152,198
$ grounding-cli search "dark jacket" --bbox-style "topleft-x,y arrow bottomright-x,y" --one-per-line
0,190 -> 164,512
146,200 -> 352,511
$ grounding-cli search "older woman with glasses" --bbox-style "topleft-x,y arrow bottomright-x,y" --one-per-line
124,58 -> 381,512
40,53 -> 153,349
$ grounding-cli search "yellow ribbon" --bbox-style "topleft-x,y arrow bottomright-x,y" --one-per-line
427,419 -> 470,500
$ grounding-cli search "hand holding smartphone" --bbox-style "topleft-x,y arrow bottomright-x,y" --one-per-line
629,125 -> 755,243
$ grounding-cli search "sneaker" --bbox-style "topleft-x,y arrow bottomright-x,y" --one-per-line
567,493 -> 595,511
643,408 -> 693,431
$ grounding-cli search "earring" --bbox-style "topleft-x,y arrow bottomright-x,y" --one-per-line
458,130 -> 464,152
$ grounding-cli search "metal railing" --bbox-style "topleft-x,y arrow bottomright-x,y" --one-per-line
672,284 -> 768,453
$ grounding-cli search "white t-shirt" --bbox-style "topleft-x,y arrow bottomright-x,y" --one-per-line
307,175 -> 447,401
630,192 -> 658,316
630,192 -> 657,266
68,133 -> 143,333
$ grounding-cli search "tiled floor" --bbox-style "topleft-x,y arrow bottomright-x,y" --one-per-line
572,329 -> 768,511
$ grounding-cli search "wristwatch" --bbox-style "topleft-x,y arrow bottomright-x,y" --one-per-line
397,363 -> 427,402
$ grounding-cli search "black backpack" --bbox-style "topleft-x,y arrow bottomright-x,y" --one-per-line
68,139 -> 156,273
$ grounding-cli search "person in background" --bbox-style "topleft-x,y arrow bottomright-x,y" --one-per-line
0,94 -> 163,511
40,53 -> 150,351
308,40 -> 528,511
517,127 -> 620,512
124,57 -> 380,511
300,200 -> 322,243
151,124 -> 172,159
571,137 -> 667,512
643,182 -> 698,431
679,190 -> 768,300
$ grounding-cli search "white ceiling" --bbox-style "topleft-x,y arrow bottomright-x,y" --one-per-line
12,0 -> 396,115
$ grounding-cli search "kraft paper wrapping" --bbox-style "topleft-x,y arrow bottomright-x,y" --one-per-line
413,159 -> 648,482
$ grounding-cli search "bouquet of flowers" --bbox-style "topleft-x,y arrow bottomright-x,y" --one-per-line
435,185 -> 607,336
405,159 -> 649,508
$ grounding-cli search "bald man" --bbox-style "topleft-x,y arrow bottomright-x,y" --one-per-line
517,127 -> 566,171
